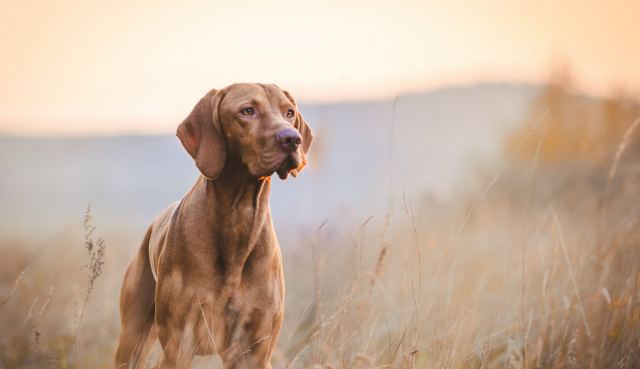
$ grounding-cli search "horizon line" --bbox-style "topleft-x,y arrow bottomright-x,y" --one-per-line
1,79 -> 636,138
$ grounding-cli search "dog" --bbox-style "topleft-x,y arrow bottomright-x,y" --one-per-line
114,83 -> 313,369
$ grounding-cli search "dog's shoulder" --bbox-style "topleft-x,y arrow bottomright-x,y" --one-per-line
148,200 -> 181,280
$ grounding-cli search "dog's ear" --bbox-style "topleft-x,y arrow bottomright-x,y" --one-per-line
283,90 -> 314,177
176,89 -> 227,180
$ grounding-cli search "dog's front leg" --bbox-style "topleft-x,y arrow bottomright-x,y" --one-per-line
222,347 -> 271,369
154,276 -> 199,369
220,308 -> 283,369
155,319 -> 198,369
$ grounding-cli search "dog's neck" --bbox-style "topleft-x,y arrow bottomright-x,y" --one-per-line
179,162 -> 274,276
205,161 -> 270,210
183,160 -> 272,232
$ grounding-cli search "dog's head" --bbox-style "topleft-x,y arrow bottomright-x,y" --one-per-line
176,83 -> 314,180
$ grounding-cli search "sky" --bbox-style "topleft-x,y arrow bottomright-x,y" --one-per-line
1,0 -> 639,135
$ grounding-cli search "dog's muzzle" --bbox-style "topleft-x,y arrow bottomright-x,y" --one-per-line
275,153 -> 302,180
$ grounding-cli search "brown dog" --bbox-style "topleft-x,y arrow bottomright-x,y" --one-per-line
114,83 -> 313,369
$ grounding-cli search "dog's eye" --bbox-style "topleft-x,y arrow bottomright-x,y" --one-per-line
285,109 -> 295,119
241,107 -> 255,115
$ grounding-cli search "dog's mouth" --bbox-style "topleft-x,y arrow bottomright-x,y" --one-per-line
275,153 -> 302,180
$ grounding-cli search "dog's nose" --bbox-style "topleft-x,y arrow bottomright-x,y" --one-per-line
276,128 -> 302,152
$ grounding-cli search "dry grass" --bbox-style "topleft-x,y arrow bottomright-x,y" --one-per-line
1,124 -> 640,369
276,165 -> 640,369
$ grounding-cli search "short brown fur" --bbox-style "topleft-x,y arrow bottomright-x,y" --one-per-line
115,83 -> 313,369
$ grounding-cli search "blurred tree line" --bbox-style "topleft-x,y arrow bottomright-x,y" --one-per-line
508,67 -> 640,164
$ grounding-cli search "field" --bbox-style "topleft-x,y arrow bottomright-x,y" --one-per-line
1,84 -> 639,369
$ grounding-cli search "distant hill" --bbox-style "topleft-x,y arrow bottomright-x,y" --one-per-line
0,83 -> 540,241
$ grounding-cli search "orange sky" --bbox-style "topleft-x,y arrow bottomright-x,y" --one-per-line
1,0 -> 639,135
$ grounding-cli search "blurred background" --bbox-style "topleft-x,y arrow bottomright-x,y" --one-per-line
1,1 -> 639,368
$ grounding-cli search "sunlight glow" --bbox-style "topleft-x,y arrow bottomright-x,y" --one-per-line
1,0 -> 639,135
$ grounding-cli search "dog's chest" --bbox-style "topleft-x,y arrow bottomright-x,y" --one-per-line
175,272 -> 284,355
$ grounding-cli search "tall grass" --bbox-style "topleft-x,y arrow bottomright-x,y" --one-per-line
0,205 -> 107,369
1,126 -> 639,368
275,115 -> 640,368
68,205 -> 106,367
